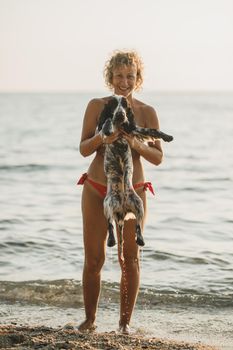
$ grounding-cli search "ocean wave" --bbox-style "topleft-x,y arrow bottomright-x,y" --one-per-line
145,250 -> 231,267
0,219 -> 25,225
0,164 -> 51,172
0,279 -> 232,309
0,164 -> 74,173
0,280 -> 83,308
199,177 -> 232,182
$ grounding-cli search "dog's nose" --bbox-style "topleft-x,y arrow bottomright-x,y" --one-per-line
114,111 -> 125,123
116,110 -> 124,117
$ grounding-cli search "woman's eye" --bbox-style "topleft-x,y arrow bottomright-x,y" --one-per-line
114,74 -> 135,80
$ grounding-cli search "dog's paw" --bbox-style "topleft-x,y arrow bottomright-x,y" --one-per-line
160,132 -> 173,142
136,236 -> 145,246
107,235 -> 116,247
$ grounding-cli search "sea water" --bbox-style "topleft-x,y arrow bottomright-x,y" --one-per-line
0,92 -> 232,349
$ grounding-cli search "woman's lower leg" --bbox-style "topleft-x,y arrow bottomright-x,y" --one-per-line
119,257 -> 140,329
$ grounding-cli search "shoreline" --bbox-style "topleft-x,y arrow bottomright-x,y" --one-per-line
0,325 -> 218,350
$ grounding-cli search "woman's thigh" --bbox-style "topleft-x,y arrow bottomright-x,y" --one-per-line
117,189 -> 147,259
81,183 -> 108,264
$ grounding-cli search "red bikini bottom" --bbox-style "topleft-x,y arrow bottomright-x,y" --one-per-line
77,173 -> 155,198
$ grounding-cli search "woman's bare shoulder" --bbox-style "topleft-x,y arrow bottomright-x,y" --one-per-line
84,96 -> 111,120
133,98 -> 159,128
134,98 -> 157,112
134,98 -> 158,116
87,96 -> 111,108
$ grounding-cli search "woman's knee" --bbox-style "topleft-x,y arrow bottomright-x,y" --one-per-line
84,255 -> 105,274
119,255 -> 140,271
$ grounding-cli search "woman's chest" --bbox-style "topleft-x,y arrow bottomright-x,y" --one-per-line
133,107 -> 146,128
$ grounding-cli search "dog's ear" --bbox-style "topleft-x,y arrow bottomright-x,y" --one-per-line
121,97 -> 128,109
109,97 -> 119,111
122,107 -> 136,133
125,99 -> 137,132
102,118 -> 114,136
98,102 -> 112,131
98,98 -> 119,131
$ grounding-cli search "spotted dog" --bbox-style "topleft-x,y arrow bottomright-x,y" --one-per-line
98,95 -> 173,258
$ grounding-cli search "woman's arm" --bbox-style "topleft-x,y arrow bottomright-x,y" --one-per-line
79,99 -> 104,157
123,105 -> 163,166
79,98 -> 121,157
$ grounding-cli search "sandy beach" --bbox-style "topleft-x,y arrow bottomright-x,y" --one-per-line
0,325 -> 218,350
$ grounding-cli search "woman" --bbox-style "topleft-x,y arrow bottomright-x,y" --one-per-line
78,50 -> 163,333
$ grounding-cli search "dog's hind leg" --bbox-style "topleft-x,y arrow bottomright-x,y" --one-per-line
104,198 -> 117,247
118,223 -> 124,261
135,224 -> 145,246
114,212 -> 125,261
107,220 -> 116,247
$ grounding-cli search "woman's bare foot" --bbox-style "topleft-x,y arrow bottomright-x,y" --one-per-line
78,320 -> 97,332
118,323 -> 131,334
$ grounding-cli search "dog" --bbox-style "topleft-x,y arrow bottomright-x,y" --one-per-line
98,95 -> 173,259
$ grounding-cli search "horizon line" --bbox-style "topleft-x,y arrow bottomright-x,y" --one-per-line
0,89 -> 233,94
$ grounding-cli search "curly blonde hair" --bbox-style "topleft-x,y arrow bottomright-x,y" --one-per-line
104,50 -> 144,91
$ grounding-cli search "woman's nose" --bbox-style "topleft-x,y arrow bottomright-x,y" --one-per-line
120,77 -> 128,86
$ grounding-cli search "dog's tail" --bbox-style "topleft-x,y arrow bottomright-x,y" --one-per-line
124,212 -> 136,221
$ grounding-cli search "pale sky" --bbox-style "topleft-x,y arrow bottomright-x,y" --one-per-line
0,0 -> 233,92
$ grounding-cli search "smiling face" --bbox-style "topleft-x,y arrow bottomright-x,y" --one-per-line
112,64 -> 137,97
104,51 -> 144,94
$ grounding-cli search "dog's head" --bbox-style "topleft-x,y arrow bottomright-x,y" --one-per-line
98,95 -> 136,133
111,95 -> 128,127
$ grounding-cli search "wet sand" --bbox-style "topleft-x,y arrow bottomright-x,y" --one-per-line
0,325 -> 218,350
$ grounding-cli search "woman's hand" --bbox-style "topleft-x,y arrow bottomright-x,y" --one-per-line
122,132 -> 163,165
121,132 -> 140,149
99,130 -> 121,144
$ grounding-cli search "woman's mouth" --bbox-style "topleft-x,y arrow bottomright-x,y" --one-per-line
118,87 -> 130,94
